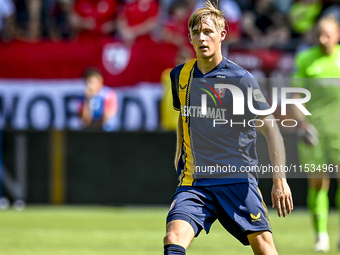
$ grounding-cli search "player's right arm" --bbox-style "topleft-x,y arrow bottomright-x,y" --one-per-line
258,114 -> 293,218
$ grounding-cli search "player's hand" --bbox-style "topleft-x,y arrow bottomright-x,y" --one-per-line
297,121 -> 319,146
271,178 -> 293,217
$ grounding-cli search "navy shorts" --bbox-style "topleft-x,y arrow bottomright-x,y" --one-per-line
166,182 -> 271,245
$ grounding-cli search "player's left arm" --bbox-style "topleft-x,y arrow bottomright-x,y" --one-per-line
258,114 -> 294,218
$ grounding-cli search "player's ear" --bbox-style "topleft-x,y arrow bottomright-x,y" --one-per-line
188,33 -> 193,45
220,29 -> 227,42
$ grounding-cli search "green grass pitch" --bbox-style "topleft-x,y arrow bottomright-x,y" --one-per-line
0,206 -> 338,255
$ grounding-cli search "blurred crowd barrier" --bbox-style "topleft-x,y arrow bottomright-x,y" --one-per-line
2,129 -> 325,207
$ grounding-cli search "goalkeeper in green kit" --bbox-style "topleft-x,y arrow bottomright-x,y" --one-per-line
291,15 -> 340,252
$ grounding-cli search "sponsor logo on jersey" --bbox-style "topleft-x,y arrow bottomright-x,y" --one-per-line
180,84 -> 188,90
199,82 -> 223,106
253,89 -> 266,103
181,105 -> 226,119
250,212 -> 261,222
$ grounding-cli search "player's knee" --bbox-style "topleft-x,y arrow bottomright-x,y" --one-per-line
249,231 -> 278,255
253,250 -> 278,255
253,244 -> 278,255
253,241 -> 278,255
164,229 -> 194,248
163,231 -> 180,245
164,219 -> 195,247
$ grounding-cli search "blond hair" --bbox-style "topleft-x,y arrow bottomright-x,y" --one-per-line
188,0 -> 226,33
317,14 -> 340,30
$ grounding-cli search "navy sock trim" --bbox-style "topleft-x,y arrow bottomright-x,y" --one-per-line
164,244 -> 186,255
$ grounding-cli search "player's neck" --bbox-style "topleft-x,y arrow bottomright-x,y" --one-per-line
322,48 -> 334,55
320,45 -> 335,55
196,53 -> 223,75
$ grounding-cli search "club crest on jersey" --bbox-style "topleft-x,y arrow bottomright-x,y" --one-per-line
169,199 -> 177,211
215,87 -> 226,98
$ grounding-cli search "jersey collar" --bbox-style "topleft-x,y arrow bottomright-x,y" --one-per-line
194,57 -> 228,77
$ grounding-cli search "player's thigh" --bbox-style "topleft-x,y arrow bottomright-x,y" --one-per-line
214,182 -> 271,246
165,187 -> 216,247
164,219 -> 195,248
248,231 -> 278,255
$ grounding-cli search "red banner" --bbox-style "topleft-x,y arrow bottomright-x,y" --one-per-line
0,37 -> 178,87
0,37 -> 294,87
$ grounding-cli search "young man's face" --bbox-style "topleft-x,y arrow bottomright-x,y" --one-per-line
189,17 -> 226,59
318,21 -> 340,54
85,75 -> 103,97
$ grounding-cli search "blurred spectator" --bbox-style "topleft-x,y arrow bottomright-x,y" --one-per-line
289,0 -> 323,52
195,0 -> 242,44
43,0 -> 73,40
162,0 -> 192,53
304,0 -> 340,50
81,67 -> 118,130
26,0 -> 43,40
0,0 -> 16,42
13,0 -> 37,40
116,0 -> 159,44
242,0 -> 291,48
13,0 -> 73,41
273,0 -> 293,14
289,0 -> 322,36
71,0 -> 118,39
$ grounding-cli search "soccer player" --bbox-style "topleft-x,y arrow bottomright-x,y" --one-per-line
291,15 -> 340,252
81,68 -> 118,130
163,2 -> 293,255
